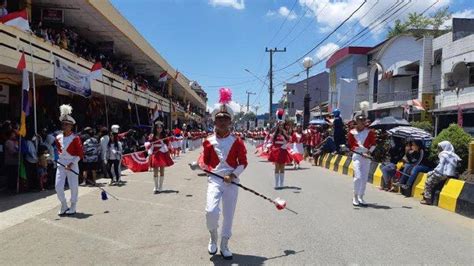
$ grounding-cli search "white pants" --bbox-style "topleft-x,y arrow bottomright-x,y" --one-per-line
205,177 -> 238,238
55,163 -> 79,204
352,154 -> 370,196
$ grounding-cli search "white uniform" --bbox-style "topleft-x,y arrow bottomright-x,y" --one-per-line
204,134 -> 246,239
55,133 -> 81,206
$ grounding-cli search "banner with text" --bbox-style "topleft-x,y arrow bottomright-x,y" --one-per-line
54,58 -> 92,98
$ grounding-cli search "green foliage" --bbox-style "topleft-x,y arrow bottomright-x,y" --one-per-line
387,8 -> 452,38
430,124 -> 472,173
411,121 -> 433,134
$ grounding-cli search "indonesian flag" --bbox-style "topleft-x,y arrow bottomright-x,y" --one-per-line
122,151 -> 149,172
407,99 -> 425,111
159,71 -> 168,82
90,61 -> 103,80
0,9 -> 30,32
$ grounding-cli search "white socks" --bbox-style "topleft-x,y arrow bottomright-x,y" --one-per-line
274,173 -> 285,188
159,175 -> 164,191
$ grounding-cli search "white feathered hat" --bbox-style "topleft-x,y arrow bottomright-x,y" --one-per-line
111,124 -> 120,133
211,88 -> 234,121
353,101 -> 369,121
59,104 -> 75,124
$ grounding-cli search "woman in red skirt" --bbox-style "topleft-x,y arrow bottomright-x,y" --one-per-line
146,121 -> 174,194
268,121 -> 292,189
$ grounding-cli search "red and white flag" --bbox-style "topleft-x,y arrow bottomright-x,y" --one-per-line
90,61 -> 103,80
159,71 -> 168,82
0,9 -> 30,32
122,152 -> 149,172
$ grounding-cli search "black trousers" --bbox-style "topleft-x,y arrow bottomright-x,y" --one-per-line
107,160 -> 121,182
5,164 -> 18,192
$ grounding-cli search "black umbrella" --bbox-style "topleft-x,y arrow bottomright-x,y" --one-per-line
369,117 -> 410,130
387,126 -> 433,140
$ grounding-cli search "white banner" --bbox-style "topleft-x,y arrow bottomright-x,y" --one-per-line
257,119 -> 264,128
54,58 -> 92,97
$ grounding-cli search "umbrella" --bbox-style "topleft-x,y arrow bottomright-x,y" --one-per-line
369,116 -> 410,130
387,126 -> 433,141
309,119 -> 327,125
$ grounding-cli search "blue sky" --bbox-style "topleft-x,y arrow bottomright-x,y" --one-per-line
111,0 -> 474,113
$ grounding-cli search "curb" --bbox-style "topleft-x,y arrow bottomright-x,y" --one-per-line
316,153 -> 474,218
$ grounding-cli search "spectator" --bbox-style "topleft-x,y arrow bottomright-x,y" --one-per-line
24,132 -> 38,191
82,127 -> 100,186
4,130 -> 19,193
41,130 -> 57,190
106,125 -> 123,185
379,136 -> 404,192
37,144 -> 49,191
396,140 -> 432,191
421,141 -> 461,205
0,0 -> 7,19
99,127 -> 110,179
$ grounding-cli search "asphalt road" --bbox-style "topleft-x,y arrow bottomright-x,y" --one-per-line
0,143 -> 473,265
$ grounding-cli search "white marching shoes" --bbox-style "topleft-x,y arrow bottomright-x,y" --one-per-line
208,229 -> 218,255
220,237 -> 232,260
358,195 -> 367,206
66,202 -> 76,215
352,193 -> 360,206
58,202 -> 69,216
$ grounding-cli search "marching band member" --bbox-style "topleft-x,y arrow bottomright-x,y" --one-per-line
290,125 -> 305,169
55,105 -> 83,216
268,109 -> 292,189
202,88 -> 248,260
146,121 -> 174,194
347,102 -> 376,206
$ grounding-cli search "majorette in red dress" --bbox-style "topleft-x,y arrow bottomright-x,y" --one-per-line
146,134 -> 174,168
290,132 -> 305,163
268,134 -> 293,164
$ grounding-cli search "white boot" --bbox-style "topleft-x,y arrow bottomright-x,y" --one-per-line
353,193 -> 360,206
208,229 -> 218,255
158,175 -> 164,192
66,202 -> 76,215
280,172 -> 285,188
274,173 -> 279,189
153,176 -> 159,193
58,202 -> 69,216
220,237 -> 233,260
358,195 -> 367,206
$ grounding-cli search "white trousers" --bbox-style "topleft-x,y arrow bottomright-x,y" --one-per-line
352,154 -> 370,196
55,164 -> 79,204
205,177 -> 238,239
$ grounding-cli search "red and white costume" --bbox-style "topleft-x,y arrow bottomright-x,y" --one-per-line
268,134 -> 292,165
55,132 -> 83,206
146,135 -> 174,168
347,127 -> 376,197
290,132 -> 305,163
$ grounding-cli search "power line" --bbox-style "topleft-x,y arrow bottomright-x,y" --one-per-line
275,0 -> 313,47
274,0 -> 369,72
267,0 -> 299,47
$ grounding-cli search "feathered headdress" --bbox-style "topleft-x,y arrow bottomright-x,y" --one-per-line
59,104 -> 75,124
276,108 -> 285,122
360,101 -> 369,117
212,88 -> 234,121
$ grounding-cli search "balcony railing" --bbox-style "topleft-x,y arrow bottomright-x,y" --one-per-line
375,90 -> 418,103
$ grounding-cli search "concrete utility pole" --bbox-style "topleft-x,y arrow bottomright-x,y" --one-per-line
265,47 -> 286,124
246,90 -> 256,112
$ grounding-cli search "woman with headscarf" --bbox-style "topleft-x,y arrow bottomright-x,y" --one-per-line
421,141 -> 461,205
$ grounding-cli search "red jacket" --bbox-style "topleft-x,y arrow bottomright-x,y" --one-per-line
202,136 -> 248,170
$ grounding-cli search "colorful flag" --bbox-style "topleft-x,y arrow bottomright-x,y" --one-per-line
158,71 -> 168,82
0,9 -> 30,32
122,152 -> 149,172
90,61 -> 103,80
17,53 -> 29,137
174,70 -> 180,80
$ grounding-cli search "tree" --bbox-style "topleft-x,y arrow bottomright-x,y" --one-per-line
411,121 -> 434,134
431,7 -> 452,36
388,19 -> 409,38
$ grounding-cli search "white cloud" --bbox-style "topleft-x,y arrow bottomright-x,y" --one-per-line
298,0 -> 451,36
209,0 -> 245,10
267,6 -> 297,20
315,42 -> 340,60
442,9 -> 474,28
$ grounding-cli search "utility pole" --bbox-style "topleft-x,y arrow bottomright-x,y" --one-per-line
265,47 -> 286,125
246,90 -> 256,112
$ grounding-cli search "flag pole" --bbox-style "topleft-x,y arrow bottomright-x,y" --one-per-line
101,76 -> 110,129
27,34 -> 37,144
17,71 -> 24,194
133,83 -> 141,126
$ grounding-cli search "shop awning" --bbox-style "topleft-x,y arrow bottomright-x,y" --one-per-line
430,103 -> 474,115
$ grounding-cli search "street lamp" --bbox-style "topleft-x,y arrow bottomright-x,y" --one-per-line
302,57 -> 313,128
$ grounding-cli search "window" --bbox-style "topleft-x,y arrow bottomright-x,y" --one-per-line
292,90 -> 295,95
